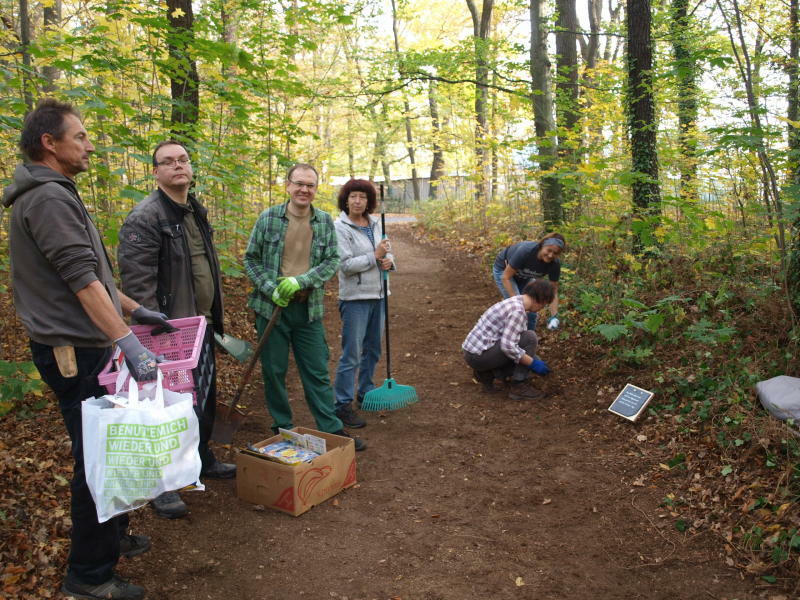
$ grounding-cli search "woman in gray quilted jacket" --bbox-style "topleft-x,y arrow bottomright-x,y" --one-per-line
332,179 -> 394,428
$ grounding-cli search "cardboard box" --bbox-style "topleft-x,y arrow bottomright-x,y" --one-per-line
236,427 -> 357,516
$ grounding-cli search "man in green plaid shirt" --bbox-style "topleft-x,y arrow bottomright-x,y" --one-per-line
244,163 -> 366,451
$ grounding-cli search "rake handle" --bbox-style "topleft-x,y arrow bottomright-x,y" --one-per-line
380,187 -> 391,380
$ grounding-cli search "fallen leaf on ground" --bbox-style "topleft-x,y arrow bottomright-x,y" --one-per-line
542,498 -> 552,505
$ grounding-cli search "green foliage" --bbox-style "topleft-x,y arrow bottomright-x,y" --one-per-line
667,453 -> 686,469
0,361 -> 45,417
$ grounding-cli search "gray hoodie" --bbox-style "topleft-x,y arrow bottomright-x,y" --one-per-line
3,164 -> 122,347
334,211 -> 394,301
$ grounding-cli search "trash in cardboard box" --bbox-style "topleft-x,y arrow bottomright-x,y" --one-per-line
247,441 -> 319,466
236,427 -> 357,516
243,428 -> 326,465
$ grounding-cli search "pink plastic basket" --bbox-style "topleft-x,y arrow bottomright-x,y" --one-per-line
97,316 -> 207,396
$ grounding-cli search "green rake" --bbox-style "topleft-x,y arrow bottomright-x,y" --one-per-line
361,190 -> 418,412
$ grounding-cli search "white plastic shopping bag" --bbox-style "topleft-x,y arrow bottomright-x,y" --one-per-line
82,367 -> 204,523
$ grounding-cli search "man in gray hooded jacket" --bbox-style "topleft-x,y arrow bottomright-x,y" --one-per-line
2,99 -> 168,599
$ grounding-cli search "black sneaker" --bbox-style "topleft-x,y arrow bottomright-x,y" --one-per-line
119,534 -> 150,559
201,460 -> 237,479
508,381 -> 544,401
61,574 -> 145,600
150,490 -> 188,519
333,429 -> 367,451
335,403 -> 367,428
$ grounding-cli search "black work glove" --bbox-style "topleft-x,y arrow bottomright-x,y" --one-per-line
115,331 -> 160,382
132,306 -> 172,328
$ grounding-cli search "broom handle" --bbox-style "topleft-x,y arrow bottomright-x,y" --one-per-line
380,185 -> 391,380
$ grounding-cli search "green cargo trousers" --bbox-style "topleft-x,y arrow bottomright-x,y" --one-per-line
256,302 -> 344,434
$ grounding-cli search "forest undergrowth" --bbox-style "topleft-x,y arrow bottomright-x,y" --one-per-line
1,201 -> 799,592
417,201 -> 800,587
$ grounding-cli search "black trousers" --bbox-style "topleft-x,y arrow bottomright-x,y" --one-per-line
30,341 -> 129,585
194,326 -> 217,469
462,330 -> 538,382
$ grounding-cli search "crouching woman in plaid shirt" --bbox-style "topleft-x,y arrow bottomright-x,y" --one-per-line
462,280 -> 555,401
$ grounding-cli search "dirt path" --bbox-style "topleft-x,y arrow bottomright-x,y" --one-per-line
121,226 -> 764,600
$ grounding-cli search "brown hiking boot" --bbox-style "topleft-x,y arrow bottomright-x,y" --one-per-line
508,381 -> 544,401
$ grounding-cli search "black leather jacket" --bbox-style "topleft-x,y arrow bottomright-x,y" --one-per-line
118,188 -> 224,335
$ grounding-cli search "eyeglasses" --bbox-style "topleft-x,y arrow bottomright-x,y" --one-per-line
156,158 -> 191,168
289,179 -> 317,190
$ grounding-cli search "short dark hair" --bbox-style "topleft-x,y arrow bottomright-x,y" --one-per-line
287,163 -> 318,183
152,140 -> 190,167
523,279 -> 556,305
337,179 -> 377,213
20,98 -> 81,161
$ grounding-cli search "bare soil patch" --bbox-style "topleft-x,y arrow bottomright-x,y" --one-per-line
1,225 -> 772,599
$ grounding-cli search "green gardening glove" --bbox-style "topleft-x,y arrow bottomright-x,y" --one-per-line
271,287 -> 289,307
276,276 -> 301,301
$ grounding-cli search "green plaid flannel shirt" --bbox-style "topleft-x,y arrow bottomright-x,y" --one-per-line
244,202 -> 340,322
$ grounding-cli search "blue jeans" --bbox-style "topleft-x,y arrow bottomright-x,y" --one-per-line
492,264 -> 538,330
334,299 -> 384,408
30,341 -> 128,585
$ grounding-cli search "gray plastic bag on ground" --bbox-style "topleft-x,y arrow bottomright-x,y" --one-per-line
756,376 -> 800,421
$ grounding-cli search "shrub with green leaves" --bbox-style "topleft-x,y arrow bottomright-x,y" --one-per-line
0,361 -> 45,417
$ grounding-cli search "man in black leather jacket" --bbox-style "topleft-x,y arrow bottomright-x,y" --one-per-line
118,140 -> 235,519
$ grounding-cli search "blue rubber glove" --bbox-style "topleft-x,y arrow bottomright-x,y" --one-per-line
271,287 -> 290,308
547,315 -> 560,330
529,358 -> 551,376
276,276 -> 300,301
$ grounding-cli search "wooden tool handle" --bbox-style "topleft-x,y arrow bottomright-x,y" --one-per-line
220,306 -> 282,420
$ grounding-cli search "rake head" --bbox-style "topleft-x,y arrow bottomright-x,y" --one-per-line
361,378 -> 418,412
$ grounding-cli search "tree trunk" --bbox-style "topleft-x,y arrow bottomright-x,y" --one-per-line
555,0 -> 580,134
603,0 -> 623,63
718,0 -> 785,257
466,0 -> 493,214
166,0 -> 200,140
786,0 -> 800,319
580,0 -> 604,181
428,80 -> 446,200
529,0 -> 563,227
626,0 -> 661,251
582,0 -> 601,70
555,0 -> 580,208
390,0 -> 420,204
18,0 -> 33,109
490,69 -> 498,203
42,0 -> 61,92
669,0 -> 699,201
348,117 -> 355,179
789,0 -> 800,187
